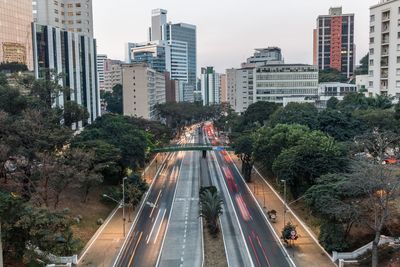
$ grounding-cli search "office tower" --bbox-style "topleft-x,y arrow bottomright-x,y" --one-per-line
226,68 -> 237,110
369,0 -> 400,97
150,9 -> 167,41
313,7 -> 355,78
147,9 -> 197,102
0,0 -> 33,69
33,0 -> 94,37
246,47 -> 284,66
220,74 -> 228,103
201,67 -> 221,106
254,64 -> 319,104
126,41 -> 171,73
122,63 -> 166,120
32,23 -> 100,126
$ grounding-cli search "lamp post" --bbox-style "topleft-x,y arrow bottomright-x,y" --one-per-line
281,179 -> 287,227
122,177 -> 127,237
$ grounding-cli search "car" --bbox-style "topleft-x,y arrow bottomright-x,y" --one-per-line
383,157 -> 400,165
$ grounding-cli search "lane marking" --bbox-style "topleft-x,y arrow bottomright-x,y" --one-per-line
147,209 -> 162,244
127,231 -> 143,267
256,235 -> 271,267
248,235 -> 262,267
154,209 -> 167,244
149,190 -> 163,218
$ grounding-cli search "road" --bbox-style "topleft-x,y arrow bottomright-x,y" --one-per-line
114,128 -> 203,267
204,123 -> 294,267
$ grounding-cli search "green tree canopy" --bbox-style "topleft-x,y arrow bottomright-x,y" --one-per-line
269,103 -> 319,130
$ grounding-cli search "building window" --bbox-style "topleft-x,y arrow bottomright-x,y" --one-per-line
370,48 -> 374,55
68,20 -> 73,24
55,17 -> 59,22
76,3 -> 81,7
370,15 -> 375,22
54,0 -> 58,5
54,9 -> 58,14
76,11 -> 81,16
76,20 -> 82,24
369,81 -> 373,87
397,81 -> 400,88
67,3 -> 73,8
370,59 -> 374,66
60,3 -> 64,7
397,56 -> 400,63
370,26 -> 375,33
397,68 -> 400,75
369,70 -> 373,76
370,37 -> 374,44
68,12 -> 73,16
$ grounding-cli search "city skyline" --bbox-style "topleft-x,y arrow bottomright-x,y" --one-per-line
93,0 -> 377,73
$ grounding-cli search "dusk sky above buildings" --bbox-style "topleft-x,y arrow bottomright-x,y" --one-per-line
93,0 -> 377,73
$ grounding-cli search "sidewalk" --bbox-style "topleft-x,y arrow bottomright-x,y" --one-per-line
77,153 -> 165,267
229,153 -> 336,267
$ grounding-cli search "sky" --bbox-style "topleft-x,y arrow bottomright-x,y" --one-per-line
93,0 -> 377,74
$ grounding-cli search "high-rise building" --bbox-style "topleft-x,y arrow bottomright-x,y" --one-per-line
122,63 -> 166,120
313,7 -> 355,78
0,0 -> 33,69
226,68 -> 237,110
150,9 -> 167,41
368,0 -> 400,97
33,0 -> 94,37
220,74 -> 228,103
201,67 -> 221,106
32,23 -> 100,126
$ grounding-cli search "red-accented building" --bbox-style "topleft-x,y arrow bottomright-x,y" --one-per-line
313,7 -> 355,78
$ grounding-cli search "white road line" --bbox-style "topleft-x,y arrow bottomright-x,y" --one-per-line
147,209 -> 162,244
154,209 -> 167,244
150,190 -> 163,218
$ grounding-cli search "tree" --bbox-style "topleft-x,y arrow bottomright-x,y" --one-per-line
199,187 -> 223,237
253,124 -> 310,175
319,69 -> 348,83
101,84 -> 123,114
272,131 -> 347,197
317,109 -> 364,141
326,97 -> 339,109
353,110 -> 400,134
0,85 -> 27,115
232,134 -> 254,182
237,101 -> 280,131
63,100 -> 89,127
0,62 -> 28,73
355,53 -> 369,75
269,103 -> 319,130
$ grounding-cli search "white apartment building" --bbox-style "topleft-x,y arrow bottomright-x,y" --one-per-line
369,0 -> 400,97
254,64 -> 319,104
201,67 -> 221,105
33,0 -> 94,37
97,54 -> 107,90
226,67 -> 254,114
122,63 -> 166,120
226,68 -> 237,109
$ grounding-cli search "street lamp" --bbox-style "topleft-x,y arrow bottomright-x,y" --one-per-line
102,176 -> 128,238
281,179 -> 287,227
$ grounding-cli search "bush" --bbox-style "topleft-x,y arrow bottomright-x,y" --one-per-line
318,221 -> 349,252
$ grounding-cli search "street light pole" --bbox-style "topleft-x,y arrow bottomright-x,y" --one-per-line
122,177 -> 127,238
281,179 -> 287,227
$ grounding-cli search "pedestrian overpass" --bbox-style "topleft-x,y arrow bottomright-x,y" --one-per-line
153,143 -> 234,153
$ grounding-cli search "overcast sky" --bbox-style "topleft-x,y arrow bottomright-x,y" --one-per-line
93,0 -> 377,74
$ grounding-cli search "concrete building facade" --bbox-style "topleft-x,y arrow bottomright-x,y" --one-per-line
32,23 -> 100,126
0,0 -> 33,69
220,74 -> 228,102
122,63 -> 166,120
33,0 -> 94,37
254,64 -> 319,104
314,7 -> 355,78
368,0 -> 400,97
201,67 -> 220,106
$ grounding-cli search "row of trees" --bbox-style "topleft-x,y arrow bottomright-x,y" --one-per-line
222,94 -> 400,267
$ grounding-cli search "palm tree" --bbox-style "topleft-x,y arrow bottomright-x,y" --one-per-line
199,189 -> 223,237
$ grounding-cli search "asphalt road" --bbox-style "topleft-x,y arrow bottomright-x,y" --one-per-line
114,151 -> 184,267
204,123 -> 293,267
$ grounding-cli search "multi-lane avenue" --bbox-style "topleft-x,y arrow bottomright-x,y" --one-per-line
114,124 -> 293,267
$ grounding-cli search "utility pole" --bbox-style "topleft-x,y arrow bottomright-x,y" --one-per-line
122,177 -> 127,238
281,179 -> 287,227
0,221 -> 3,267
